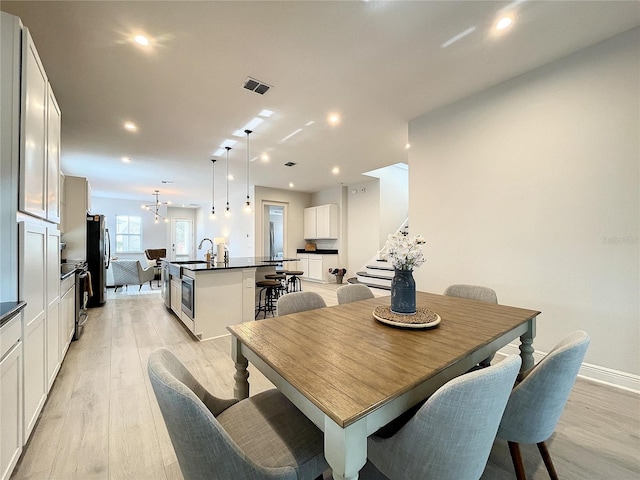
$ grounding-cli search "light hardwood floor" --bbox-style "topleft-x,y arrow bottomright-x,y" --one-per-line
11,281 -> 640,479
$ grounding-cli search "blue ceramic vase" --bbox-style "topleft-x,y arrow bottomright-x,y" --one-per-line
390,269 -> 416,314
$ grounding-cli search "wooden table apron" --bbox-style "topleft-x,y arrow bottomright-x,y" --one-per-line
227,291 -> 539,480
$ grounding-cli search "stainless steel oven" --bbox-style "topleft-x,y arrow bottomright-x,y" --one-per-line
181,275 -> 195,319
62,261 -> 89,340
74,263 -> 89,339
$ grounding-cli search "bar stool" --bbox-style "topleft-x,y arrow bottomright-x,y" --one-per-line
255,280 -> 282,319
285,270 -> 304,293
265,273 -> 287,298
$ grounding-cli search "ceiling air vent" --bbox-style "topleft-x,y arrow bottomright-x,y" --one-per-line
243,76 -> 271,95
284,162 -> 296,167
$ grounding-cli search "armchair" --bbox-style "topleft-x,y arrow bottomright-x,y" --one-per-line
111,259 -> 156,291
144,248 -> 167,286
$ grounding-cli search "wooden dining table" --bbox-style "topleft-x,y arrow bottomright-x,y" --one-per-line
227,291 -> 540,480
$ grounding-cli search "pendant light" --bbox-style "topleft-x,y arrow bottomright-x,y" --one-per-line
210,158 -> 217,219
142,190 -> 169,223
244,129 -> 252,213
224,146 -> 232,217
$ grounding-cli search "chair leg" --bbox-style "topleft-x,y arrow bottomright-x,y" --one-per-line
537,442 -> 559,480
508,442 -> 527,480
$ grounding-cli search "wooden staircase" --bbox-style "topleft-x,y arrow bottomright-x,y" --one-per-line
348,259 -> 394,292
347,219 -> 408,292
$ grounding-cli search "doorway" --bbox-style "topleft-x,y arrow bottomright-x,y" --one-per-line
170,218 -> 194,261
263,203 -> 286,259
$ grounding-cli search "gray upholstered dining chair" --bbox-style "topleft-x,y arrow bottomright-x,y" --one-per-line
147,348 -> 329,480
496,330 -> 590,480
444,284 -> 498,367
360,354 -> 522,480
336,284 -> 375,304
276,291 -> 326,316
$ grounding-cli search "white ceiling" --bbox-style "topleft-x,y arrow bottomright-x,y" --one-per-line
2,1 -> 639,209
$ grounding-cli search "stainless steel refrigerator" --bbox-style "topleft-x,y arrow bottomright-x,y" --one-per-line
86,214 -> 110,307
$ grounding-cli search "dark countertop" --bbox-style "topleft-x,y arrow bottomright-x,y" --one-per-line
180,256 -> 298,273
0,301 -> 26,328
296,249 -> 339,255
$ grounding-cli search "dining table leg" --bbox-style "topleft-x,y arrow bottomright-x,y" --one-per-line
519,317 -> 537,372
324,417 -> 367,480
231,336 -> 250,399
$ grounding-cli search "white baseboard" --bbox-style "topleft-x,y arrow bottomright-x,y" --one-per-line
497,343 -> 640,394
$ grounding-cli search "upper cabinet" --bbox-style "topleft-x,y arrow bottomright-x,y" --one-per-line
304,204 -> 339,239
46,85 -> 61,224
15,21 -> 61,223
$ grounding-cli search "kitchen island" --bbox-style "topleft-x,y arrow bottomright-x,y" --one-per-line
163,257 -> 292,341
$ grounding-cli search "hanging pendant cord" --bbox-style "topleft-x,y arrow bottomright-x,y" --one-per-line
245,129 -> 252,208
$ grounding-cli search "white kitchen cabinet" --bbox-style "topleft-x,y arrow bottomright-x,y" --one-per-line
297,254 -> 310,280
297,253 -> 339,283
19,221 -> 48,440
15,22 -> 61,224
303,204 -> 339,239
315,204 -> 338,239
19,27 -> 48,220
45,227 -> 60,390
170,277 -> 182,317
59,275 -> 75,360
308,256 -> 324,281
0,309 -> 23,480
62,176 -> 91,261
303,208 -> 317,239
46,85 -> 61,224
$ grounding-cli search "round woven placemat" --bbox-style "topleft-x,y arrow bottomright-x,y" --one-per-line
373,305 -> 440,326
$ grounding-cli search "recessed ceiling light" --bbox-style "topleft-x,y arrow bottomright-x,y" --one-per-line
289,182 -> 294,188
261,153 -> 270,162
332,167 -> 340,175
121,156 -> 131,163
134,35 -> 149,46
496,16 -> 514,31
228,174 -> 234,181
405,143 -> 411,150
328,113 -> 341,126
124,121 -> 137,132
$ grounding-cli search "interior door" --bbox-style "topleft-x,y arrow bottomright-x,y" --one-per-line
262,202 -> 287,258
170,218 -> 194,261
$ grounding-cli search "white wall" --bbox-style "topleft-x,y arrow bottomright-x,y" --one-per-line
253,186 -> 311,258
408,28 -> 639,380
91,196 -> 170,263
195,187 -> 254,258
378,165 -> 409,247
346,179 -> 380,276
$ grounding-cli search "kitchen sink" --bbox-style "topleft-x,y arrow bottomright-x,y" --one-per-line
168,260 -> 210,278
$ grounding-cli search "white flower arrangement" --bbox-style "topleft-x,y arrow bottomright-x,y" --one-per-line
384,232 -> 426,271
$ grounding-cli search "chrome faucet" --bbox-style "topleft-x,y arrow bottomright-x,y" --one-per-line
198,238 -> 214,259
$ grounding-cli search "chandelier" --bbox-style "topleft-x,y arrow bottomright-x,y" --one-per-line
142,190 -> 169,223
